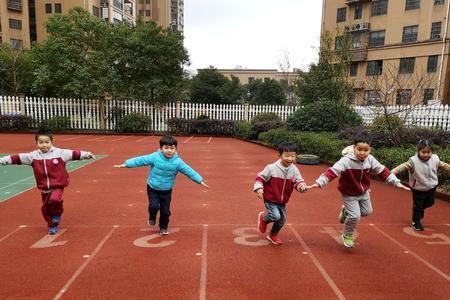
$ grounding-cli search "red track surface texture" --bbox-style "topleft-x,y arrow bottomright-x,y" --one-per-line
1,133 -> 450,300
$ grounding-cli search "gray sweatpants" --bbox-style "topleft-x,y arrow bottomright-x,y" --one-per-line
342,191 -> 373,236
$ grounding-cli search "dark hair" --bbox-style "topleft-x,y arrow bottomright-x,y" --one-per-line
159,134 -> 177,148
35,130 -> 53,142
278,142 -> 297,154
354,133 -> 371,146
417,139 -> 433,152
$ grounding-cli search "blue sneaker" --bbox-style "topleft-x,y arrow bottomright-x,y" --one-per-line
48,226 -> 58,235
52,215 -> 61,225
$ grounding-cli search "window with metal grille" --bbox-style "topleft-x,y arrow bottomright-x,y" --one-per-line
434,0 -> 444,5
372,0 -> 388,16
405,0 -> 420,10
45,3 -> 52,13
146,0 -> 151,3
9,38 -> 23,49
7,0 -> 23,12
55,3 -> 62,13
369,30 -> 385,47
396,89 -> 412,105
365,90 -> 381,105
399,57 -> 415,74
93,6 -> 99,17
402,25 -> 418,43
146,10 -> 151,16
139,9 -> 144,16
366,60 -> 383,75
350,63 -> 359,77
337,7 -> 346,22
431,22 -> 442,39
354,4 -> 363,19
423,89 -> 434,103
427,55 -> 438,73
9,18 -> 22,30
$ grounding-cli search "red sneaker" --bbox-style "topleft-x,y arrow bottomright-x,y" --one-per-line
258,211 -> 267,233
267,233 -> 282,245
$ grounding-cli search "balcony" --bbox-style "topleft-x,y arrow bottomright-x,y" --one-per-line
7,0 -> 23,12
346,0 -> 372,5
350,48 -> 368,62
352,80 -> 365,90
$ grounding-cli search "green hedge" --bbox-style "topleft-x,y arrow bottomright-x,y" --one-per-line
39,116 -> 71,131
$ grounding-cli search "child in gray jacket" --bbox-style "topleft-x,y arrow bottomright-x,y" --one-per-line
392,140 -> 450,231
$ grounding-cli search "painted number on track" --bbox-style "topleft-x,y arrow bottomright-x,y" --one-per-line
232,227 -> 270,246
403,227 -> 450,245
133,228 -> 180,248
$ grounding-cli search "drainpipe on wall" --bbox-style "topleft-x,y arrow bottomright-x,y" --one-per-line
437,0 -> 450,102
321,0 -> 326,37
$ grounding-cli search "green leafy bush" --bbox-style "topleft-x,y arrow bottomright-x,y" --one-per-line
370,114 -> 404,134
234,121 -> 252,139
251,112 -> 281,124
0,114 -> 34,130
286,101 -> 362,132
107,106 -> 125,131
250,120 -> 284,139
371,146 -> 416,170
40,116 -> 71,131
197,114 -> 210,120
167,118 -> 236,135
258,128 -> 298,147
121,113 -> 152,133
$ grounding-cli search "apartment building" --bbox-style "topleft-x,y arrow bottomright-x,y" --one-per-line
217,69 -> 300,85
0,0 -> 181,49
135,0 -> 183,32
322,0 -> 450,105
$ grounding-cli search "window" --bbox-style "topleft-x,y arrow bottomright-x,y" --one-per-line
402,25 -> 418,43
55,3 -> 62,13
7,0 -> 23,12
335,36 -> 344,50
139,9 -> 145,16
146,0 -> 151,3
405,0 -> 420,10
396,89 -> 412,105
427,55 -> 438,73
431,22 -> 442,39
93,6 -> 99,17
9,38 -> 23,49
113,0 -> 123,10
424,89 -> 434,103
366,60 -> 383,75
146,10 -> 151,16
365,90 -> 381,105
139,0 -> 144,3
9,18 -> 22,30
369,30 -> 385,47
372,0 -> 388,16
45,3 -> 52,13
434,0 -> 444,5
264,77 -> 271,82
350,63 -> 359,77
399,57 -> 415,74
354,4 -> 363,19
249,77 -> 255,83
337,7 -> 346,22
353,32 -> 362,48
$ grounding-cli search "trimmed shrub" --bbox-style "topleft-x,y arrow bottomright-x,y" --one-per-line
121,113 -> 152,133
234,121 -> 252,139
251,112 -> 281,124
0,114 -> 34,130
286,101 -> 362,132
258,128 -> 298,147
370,114 -> 404,134
167,118 -> 236,135
39,116 -> 71,131
196,114 -> 210,120
250,120 -> 284,139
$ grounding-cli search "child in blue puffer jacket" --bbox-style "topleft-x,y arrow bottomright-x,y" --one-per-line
115,135 -> 208,235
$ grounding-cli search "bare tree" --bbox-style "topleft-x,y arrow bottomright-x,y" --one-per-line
278,50 -> 299,105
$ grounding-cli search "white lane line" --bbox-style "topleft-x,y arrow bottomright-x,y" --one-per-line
289,225 -> 346,300
184,136 -> 194,144
207,137 -> 212,144
53,226 -> 118,300
59,136 -> 82,142
136,136 -> 153,142
0,225 -> 27,243
371,224 -> 450,282
199,224 -> 208,300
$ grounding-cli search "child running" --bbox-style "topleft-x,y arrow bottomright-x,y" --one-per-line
392,139 -> 450,231
254,142 -> 307,245
114,134 -> 208,235
307,135 -> 410,248
0,130 -> 94,234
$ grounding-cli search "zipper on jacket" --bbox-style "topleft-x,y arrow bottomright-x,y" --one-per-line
359,162 -> 364,193
281,168 -> 287,203
43,155 -> 50,189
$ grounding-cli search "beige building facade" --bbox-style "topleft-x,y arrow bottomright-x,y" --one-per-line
0,0 -> 181,49
322,0 -> 450,105
217,69 -> 300,85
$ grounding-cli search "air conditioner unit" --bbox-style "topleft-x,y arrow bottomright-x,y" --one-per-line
349,22 -> 369,32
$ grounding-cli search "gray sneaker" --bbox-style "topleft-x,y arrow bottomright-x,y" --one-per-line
338,205 -> 347,224
148,219 -> 156,226
160,229 -> 169,235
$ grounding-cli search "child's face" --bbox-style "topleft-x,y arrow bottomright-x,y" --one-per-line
36,135 -> 53,153
280,151 -> 296,167
354,142 -> 371,161
160,144 -> 177,158
418,147 -> 432,161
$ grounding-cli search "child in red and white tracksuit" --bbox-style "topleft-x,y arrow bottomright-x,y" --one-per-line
254,142 -> 307,245
0,130 -> 94,234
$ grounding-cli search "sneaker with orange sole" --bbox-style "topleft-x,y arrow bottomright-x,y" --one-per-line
258,211 -> 267,233
267,233 -> 282,245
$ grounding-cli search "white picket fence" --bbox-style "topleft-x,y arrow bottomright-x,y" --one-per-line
1,95 -> 450,131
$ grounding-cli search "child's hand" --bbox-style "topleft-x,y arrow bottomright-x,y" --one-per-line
114,164 -> 125,168
297,182 -> 307,192
306,183 -> 320,189
255,189 -> 264,199
200,182 -> 209,188
396,182 -> 411,191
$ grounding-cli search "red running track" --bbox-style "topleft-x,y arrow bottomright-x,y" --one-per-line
0,133 -> 450,300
